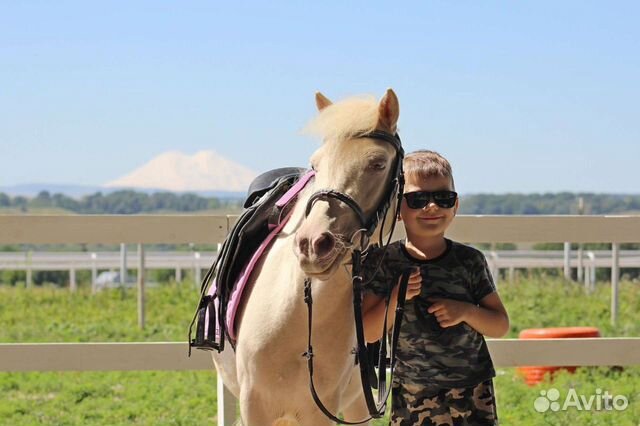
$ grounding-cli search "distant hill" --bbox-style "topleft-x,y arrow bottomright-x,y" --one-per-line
105,150 -> 257,192
2,150 -> 257,199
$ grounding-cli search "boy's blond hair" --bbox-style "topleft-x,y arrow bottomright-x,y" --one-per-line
404,150 -> 455,190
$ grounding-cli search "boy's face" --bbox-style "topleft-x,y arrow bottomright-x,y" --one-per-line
400,174 -> 458,240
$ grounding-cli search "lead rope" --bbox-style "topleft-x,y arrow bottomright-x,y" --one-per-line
303,264 -> 411,424
303,274 -> 374,425
302,278 -> 364,424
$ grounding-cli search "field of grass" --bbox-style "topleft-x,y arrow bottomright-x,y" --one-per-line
1,277 -> 638,425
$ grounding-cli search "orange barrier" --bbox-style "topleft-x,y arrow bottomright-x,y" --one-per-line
517,327 -> 601,385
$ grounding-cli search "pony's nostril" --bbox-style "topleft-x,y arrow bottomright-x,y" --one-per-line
313,233 -> 335,259
297,236 -> 310,256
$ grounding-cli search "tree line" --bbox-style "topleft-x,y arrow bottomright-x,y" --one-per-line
1,190 -> 639,215
457,193 -> 640,215
0,190 -> 241,214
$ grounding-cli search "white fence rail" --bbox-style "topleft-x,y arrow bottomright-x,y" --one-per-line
0,250 -> 217,290
0,251 -> 217,271
3,249 -> 640,270
1,339 -> 640,373
3,214 -> 640,244
1,214 -> 640,425
2,249 -> 639,284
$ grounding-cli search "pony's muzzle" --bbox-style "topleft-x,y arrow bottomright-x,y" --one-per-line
312,232 -> 335,259
295,231 -> 336,261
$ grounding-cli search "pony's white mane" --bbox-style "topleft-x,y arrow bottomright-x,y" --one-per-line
303,96 -> 379,143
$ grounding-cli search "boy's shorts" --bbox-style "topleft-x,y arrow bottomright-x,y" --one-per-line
390,379 -> 498,426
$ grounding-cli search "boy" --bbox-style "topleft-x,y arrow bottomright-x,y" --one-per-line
362,150 -> 509,426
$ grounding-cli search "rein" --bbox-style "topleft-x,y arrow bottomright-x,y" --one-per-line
302,130 -> 408,423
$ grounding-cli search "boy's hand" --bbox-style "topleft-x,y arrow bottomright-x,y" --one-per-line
392,268 -> 422,301
426,298 -> 472,328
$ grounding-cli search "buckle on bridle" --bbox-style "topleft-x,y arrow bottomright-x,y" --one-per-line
349,228 -> 370,252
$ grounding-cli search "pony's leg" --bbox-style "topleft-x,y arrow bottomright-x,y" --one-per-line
299,394 -> 343,426
272,417 -> 302,426
211,347 -> 240,397
340,396 -> 370,426
239,388 -> 272,426
339,369 -> 371,426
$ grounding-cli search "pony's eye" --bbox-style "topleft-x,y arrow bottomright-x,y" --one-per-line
368,161 -> 386,171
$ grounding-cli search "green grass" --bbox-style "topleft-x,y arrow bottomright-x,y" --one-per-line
499,275 -> 640,338
495,367 -> 639,425
0,284 -> 197,343
0,371 -> 217,426
1,278 -> 638,425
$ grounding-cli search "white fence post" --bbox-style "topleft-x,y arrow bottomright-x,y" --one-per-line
489,251 -> 499,287
25,250 -> 32,288
120,243 -> 127,285
194,252 -> 202,285
611,243 -> 620,325
577,244 -> 583,282
91,253 -> 98,294
137,244 -> 145,330
585,251 -> 596,291
69,268 -> 77,292
563,242 -> 571,280
217,377 -> 237,426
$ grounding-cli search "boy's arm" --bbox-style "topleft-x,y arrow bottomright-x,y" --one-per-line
463,292 -> 509,337
427,292 -> 510,338
362,269 -> 422,343
362,292 -> 398,343
363,284 -> 410,343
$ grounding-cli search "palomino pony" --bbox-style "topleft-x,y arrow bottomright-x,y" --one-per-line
212,89 -> 402,426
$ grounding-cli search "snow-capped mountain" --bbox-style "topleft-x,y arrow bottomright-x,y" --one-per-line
104,150 -> 257,192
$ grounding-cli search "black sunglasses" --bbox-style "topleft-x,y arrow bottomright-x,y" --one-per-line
403,190 -> 458,209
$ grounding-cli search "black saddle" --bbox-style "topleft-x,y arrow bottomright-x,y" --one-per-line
189,167 -> 308,353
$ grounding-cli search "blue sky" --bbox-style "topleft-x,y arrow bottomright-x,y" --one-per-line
1,1 -> 638,194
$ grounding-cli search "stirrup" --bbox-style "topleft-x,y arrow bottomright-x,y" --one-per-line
189,295 -> 224,353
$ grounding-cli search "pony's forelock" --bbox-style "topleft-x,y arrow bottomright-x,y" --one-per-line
303,96 -> 379,143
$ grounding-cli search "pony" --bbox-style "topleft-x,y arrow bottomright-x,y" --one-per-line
212,89 -> 402,426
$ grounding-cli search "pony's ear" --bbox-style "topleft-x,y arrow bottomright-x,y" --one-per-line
378,88 -> 400,132
315,92 -> 333,111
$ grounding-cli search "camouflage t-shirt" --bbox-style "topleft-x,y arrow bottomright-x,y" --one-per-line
363,239 -> 497,392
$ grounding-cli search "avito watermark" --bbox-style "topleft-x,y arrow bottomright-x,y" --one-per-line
534,388 -> 629,413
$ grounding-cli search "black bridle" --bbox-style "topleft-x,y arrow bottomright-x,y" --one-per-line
304,130 -> 403,242
302,129 -> 410,424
